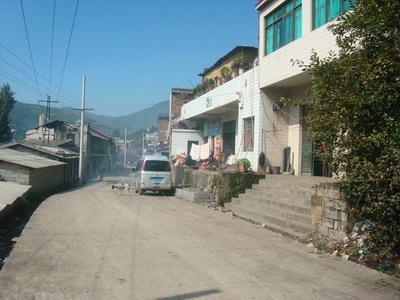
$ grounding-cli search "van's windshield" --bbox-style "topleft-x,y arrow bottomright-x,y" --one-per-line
144,160 -> 171,172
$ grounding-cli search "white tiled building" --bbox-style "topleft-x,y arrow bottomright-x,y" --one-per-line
176,0 -> 352,174
256,0 -> 352,175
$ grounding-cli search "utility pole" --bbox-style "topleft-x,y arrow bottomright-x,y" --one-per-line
124,127 -> 127,167
73,76 -> 93,185
38,94 -> 58,145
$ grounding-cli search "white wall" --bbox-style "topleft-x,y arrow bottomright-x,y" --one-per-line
256,0 -> 340,175
235,67 -> 263,170
170,129 -> 204,157
258,0 -> 338,88
181,68 -> 258,120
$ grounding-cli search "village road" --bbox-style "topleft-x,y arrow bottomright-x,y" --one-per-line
0,179 -> 399,300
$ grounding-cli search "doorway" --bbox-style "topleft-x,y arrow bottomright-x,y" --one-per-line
222,120 -> 236,157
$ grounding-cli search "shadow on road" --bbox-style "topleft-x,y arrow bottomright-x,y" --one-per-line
155,289 -> 220,300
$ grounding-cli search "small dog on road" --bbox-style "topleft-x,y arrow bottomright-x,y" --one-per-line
111,183 -> 131,195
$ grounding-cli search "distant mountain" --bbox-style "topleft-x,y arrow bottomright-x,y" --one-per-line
10,100 -> 169,139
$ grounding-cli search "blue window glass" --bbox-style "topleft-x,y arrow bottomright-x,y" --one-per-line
313,0 -> 326,28
266,26 -> 274,54
264,0 -> 302,55
313,0 -> 357,29
284,13 -> 293,45
328,0 -> 341,20
294,7 -> 302,39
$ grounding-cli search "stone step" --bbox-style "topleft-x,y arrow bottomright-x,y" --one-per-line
236,193 -> 311,215
244,189 -> 313,206
175,188 -> 212,203
254,181 -> 317,191
255,175 -> 333,189
262,175 -> 334,184
252,183 -> 315,193
233,198 -> 311,225
231,202 -> 313,237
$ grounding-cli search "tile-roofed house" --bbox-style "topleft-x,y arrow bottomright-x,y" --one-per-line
0,149 -> 66,195
0,141 -> 79,187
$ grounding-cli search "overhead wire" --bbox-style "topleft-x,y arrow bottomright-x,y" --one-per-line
0,56 -> 79,107
20,0 -> 42,98
0,43 -> 81,105
0,67 -> 41,96
56,0 -> 80,100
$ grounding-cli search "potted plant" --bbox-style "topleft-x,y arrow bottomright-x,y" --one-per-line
238,158 -> 251,173
220,66 -> 232,83
204,78 -> 216,91
193,83 -> 205,96
231,58 -> 242,77
232,55 -> 252,76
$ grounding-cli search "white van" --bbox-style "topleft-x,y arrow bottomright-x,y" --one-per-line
133,155 -> 174,195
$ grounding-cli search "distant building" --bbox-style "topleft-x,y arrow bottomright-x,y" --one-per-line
157,113 -> 169,144
0,148 -> 66,195
157,113 -> 169,156
169,88 -> 194,122
199,45 -> 258,87
26,120 -> 78,143
25,120 -> 116,180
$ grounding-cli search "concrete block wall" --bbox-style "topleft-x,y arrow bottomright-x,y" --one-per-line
29,165 -> 64,195
311,183 -> 348,240
0,162 -> 30,185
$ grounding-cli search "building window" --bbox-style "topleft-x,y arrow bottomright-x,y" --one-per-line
243,117 -> 254,152
264,0 -> 302,55
313,0 -> 355,29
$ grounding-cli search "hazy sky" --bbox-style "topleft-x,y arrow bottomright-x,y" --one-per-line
0,0 -> 258,116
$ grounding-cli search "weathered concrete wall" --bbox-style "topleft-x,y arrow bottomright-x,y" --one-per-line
175,166 -> 262,206
0,162 -> 30,185
311,183 -> 348,240
30,166 -> 64,195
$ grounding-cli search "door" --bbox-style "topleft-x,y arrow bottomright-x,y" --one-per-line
222,120 -> 236,157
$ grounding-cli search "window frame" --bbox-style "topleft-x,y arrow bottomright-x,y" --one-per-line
264,0 -> 302,56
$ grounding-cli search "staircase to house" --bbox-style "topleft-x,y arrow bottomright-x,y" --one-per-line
232,175 -> 334,238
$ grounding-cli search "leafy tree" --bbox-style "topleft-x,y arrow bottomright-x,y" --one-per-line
288,0 -> 400,256
0,84 -> 16,143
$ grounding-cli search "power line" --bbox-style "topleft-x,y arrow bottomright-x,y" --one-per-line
0,56 -> 79,107
0,43 -> 81,105
0,67 -> 40,95
20,0 -> 42,97
49,0 -> 56,93
56,0 -> 80,99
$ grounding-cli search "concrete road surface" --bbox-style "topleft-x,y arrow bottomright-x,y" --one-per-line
0,180 -> 399,300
